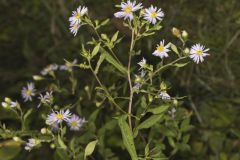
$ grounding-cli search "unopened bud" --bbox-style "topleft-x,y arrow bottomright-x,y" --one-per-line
172,27 -> 181,38
184,48 -> 190,55
2,102 -> 8,108
33,75 -> 44,81
4,97 -> 11,103
182,30 -> 188,39
13,136 -> 20,142
160,82 -> 167,90
50,143 -> 55,149
41,128 -> 47,134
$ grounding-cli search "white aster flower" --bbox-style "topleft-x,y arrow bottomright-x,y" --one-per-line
114,0 -> 142,20
38,91 -> 53,108
143,5 -> 164,24
158,91 -> 171,100
41,64 -> 58,76
69,6 -> 88,25
190,44 -> 210,64
10,101 -> 19,108
46,109 -> 72,125
21,83 -> 36,102
59,59 -> 78,71
70,23 -> 81,36
138,57 -> 147,69
67,114 -> 86,131
24,138 -> 40,151
153,40 -> 171,59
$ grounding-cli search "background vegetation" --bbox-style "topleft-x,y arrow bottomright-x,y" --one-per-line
0,0 -> 240,159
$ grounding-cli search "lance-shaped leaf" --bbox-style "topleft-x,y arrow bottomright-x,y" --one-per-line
101,49 -> 127,75
147,105 -> 170,114
91,43 -> 101,57
84,140 -> 98,160
118,115 -> 138,160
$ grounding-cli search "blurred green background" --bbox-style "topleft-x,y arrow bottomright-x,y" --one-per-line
0,0 -> 240,159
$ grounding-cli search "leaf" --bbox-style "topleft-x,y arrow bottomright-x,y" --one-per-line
91,43 -> 101,57
57,135 -> 67,150
118,115 -> 138,160
0,140 -> 21,160
147,105 -> 170,114
84,140 -> 98,160
136,114 -> 163,130
94,53 -> 105,74
102,50 -> 127,75
170,43 -> 179,55
111,31 -> 119,43
23,108 -> 33,121
174,62 -> 189,68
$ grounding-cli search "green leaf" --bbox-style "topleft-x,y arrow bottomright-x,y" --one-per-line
23,108 -> 33,121
94,53 -> 105,74
111,31 -> 119,43
147,105 -> 170,114
170,43 -> 179,55
118,115 -> 138,160
84,140 -> 98,160
92,43 -> 101,57
102,50 -> 127,75
136,114 -> 163,130
57,135 -> 67,150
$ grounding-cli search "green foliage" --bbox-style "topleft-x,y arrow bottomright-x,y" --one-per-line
0,0 -> 239,160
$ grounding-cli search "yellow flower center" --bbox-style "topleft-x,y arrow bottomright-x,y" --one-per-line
76,13 -> 81,19
157,45 -> 165,52
124,6 -> 132,13
196,50 -> 203,55
25,90 -> 32,96
151,12 -> 158,18
70,121 -> 78,127
56,114 -> 64,120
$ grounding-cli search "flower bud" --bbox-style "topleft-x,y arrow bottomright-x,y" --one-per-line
33,75 -> 44,81
160,82 -> 167,90
50,143 -> 55,149
184,48 -> 190,55
4,97 -> 11,103
2,102 -> 8,108
41,128 -> 47,134
182,30 -> 188,39
13,136 -> 20,142
172,27 -> 181,38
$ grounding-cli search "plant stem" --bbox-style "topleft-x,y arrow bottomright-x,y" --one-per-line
88,60 -> 126,114
127,28 -> 136,130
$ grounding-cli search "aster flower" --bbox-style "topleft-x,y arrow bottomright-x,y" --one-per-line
133,70 -> 146,91
138,58 -> 147,69
114,0 -> 142,20
189,44 -> 210,64
69,6 -> 88,25
158,91 -> 171,100
41,64 -> 58,76
46,109 -> 72,125
21,83 -> 36,102
152,40 -> 171,59
37,91 -> 53,108
59,59 -> 78,71
143,5 -> 164,24
67,114 -> 86,131
24,138 -> 40,151
69,22 -> 81,36
10,101 -> 19,108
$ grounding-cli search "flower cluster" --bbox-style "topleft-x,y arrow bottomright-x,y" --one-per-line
46,109 -> 86,131
1,97 -> 19,108
69,6 -> 88,36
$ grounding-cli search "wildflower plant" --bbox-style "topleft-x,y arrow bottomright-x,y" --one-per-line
0,1 -> 211,160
